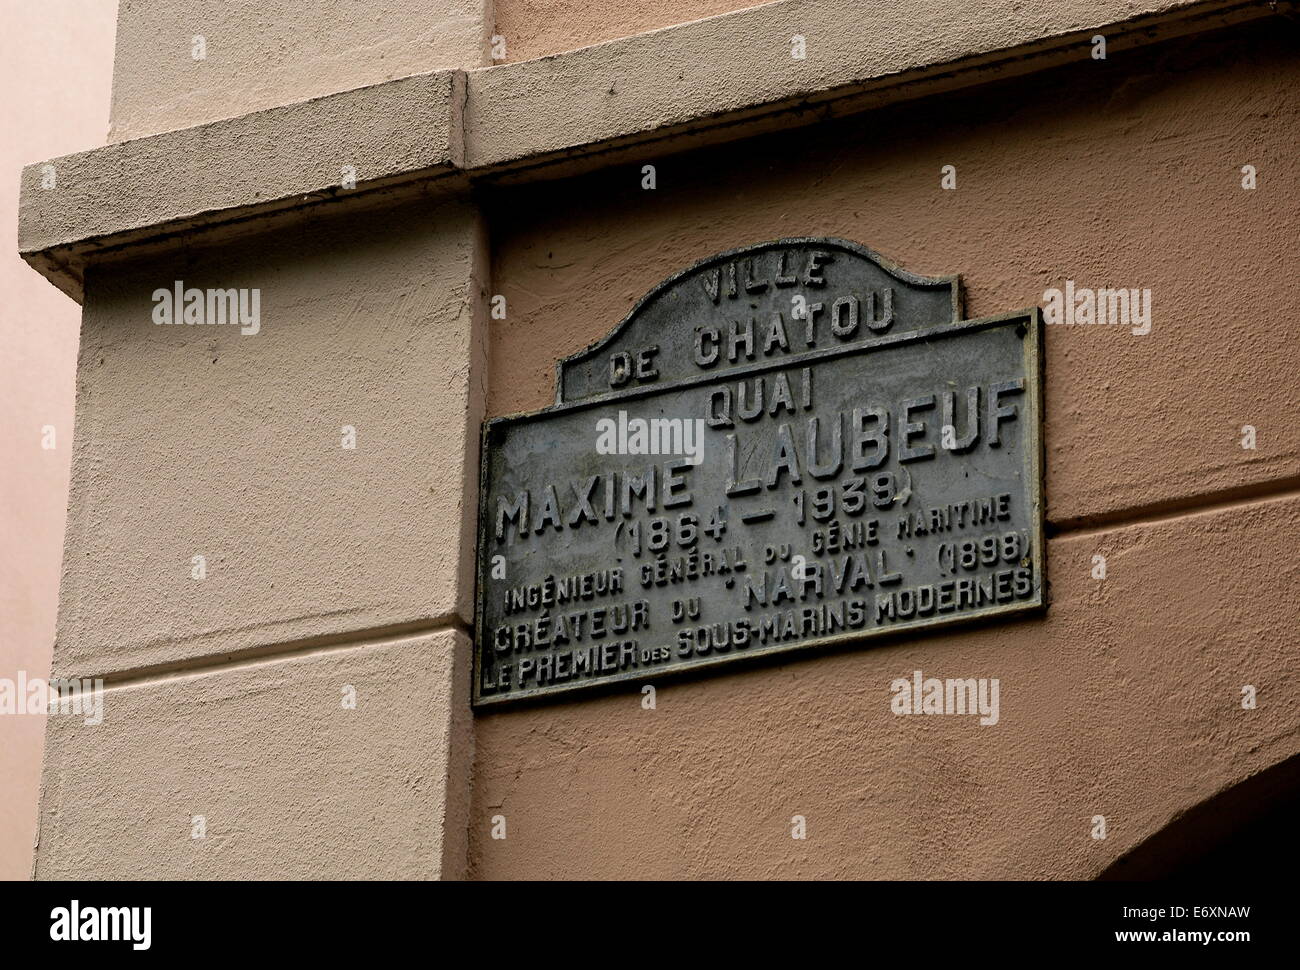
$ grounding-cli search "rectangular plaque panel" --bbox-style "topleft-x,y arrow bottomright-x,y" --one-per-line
474,241 -> 1044,706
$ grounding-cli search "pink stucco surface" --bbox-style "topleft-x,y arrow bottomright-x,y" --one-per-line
0,0 -> 116,880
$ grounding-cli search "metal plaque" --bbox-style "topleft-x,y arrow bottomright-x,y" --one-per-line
474,238 -> 1044,706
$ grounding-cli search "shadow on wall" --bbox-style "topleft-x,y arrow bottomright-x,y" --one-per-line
1100,753 -> 1300,879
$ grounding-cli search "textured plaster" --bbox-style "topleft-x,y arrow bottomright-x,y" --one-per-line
108,0 -> 492,141
0,0 -> 117,883
491,0 -> 760,63
52,196 -> 487,679
35,630 -> 474,880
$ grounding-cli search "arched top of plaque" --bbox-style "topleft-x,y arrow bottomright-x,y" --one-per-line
555,237 -> 963,405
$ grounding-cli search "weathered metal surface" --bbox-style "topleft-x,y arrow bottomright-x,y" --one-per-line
474,239 -> 1044,706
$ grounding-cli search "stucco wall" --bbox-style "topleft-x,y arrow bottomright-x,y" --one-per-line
472,21 -> 1300,877
108,0 -> 492,140
33,195 -> 485,879
0,0 -> 116,882
36,629 -> 473,880
491,0 -> 759,62
16,1 -> 1298,881
52,197 -> 485,677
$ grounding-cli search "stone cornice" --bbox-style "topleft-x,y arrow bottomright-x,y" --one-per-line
18,0 -> 1288,301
